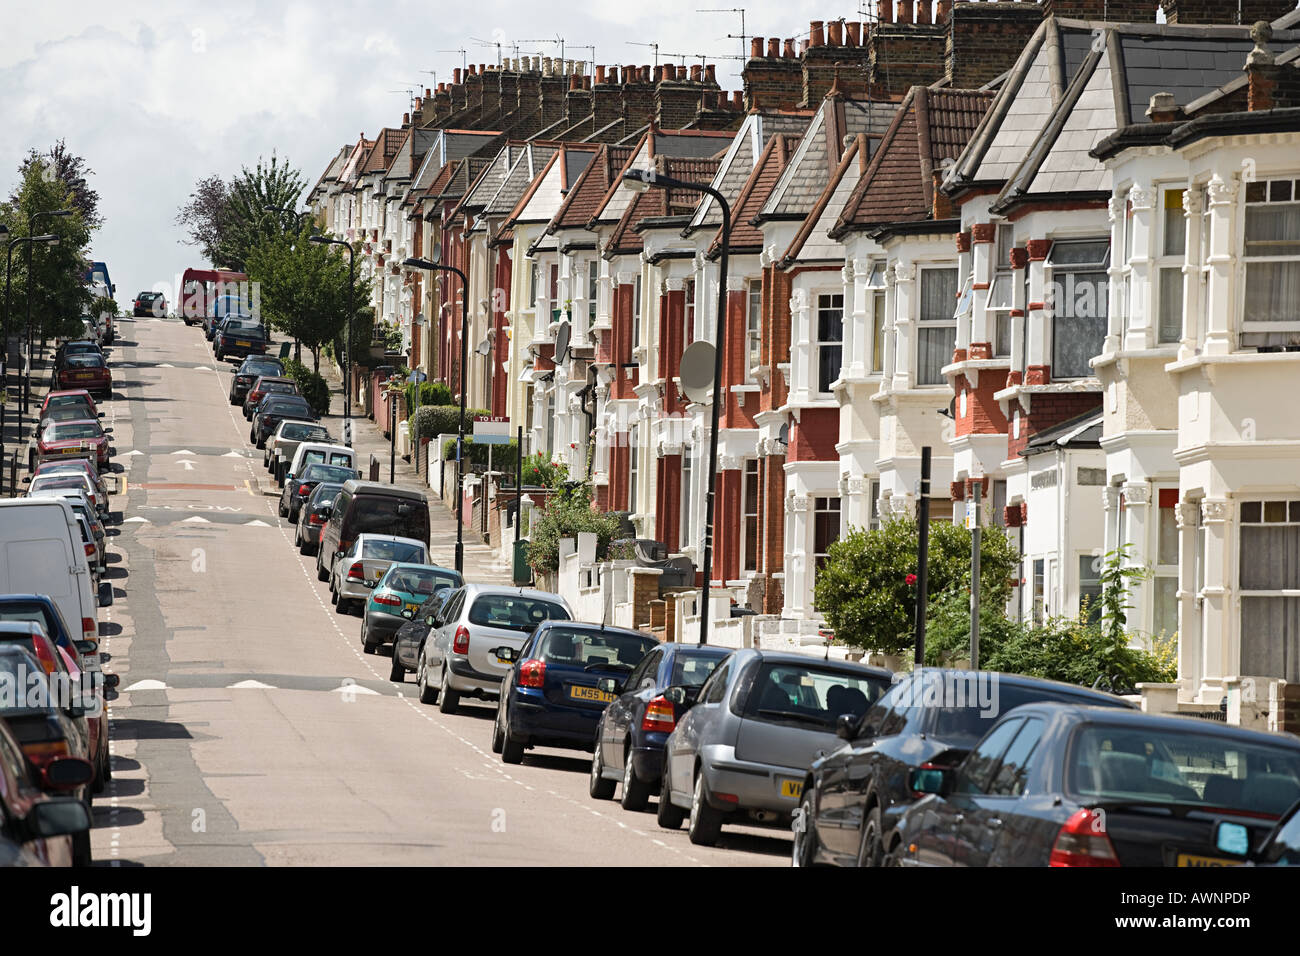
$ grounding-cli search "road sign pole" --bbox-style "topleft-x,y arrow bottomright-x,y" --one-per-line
914,446 -> 931,668
970,481 -> 982,670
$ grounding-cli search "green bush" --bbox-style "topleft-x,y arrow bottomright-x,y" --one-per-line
404,381 -> 452,412
982,616 -> 1177,692
441,437 -> 519,473
521,452 -> 569,489
526,486 -> 622,574
814,517 -> 1019,656
280,358 -> 331,417
410,405 -> 490,444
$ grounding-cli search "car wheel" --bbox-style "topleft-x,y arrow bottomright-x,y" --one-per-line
687,772 -> 724,847
857,805 -> 885,868
335,594 -> 350,615
416,656 -> 439,706
656,762 -> 686,830
501,730 -> 525,765
588,743 -> 616,800
880,835 -> 903,868
388,650 -> 404,683
438,669 -> 460,714
360,620 -> 377,654
792,790 -> 819,867
316,552 -> 328,582
248,428 -> 256,443
491,699 -> 506,754
620,747 -> 650,811
277,499 -> 287,518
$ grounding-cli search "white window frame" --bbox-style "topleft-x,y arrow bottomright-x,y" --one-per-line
627,423 -> 639,515
812,495 -> 841,583
917,266 -> 958,387
742,458 -> 760,573
632,273 -> 642,351
747,279 -> 762,377
815,292 -> 844,394
866,264 -> 887,374
1241,176 -> 1300,346
1156,186 -> 1187,345
1046,238 -> 1110,380
680,445 -> 693,550
1238,498 -> 1300,680
990,225 -> 1016,358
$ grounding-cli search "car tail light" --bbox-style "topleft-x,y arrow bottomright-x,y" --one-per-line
309,512 -> 326,525
22,740 -> 69,769
1049,809 -> 1120,867
713,792 -> 740,804
452,626 -> 471,655
84,542 -> 96,557
519,658 -> 545,687
82,618 -> 96,641
298,484 -> 311,496
29,639 -> 58,675
642,695 -> 676,733
346,562 -> 365,581
374,593 -> 402,607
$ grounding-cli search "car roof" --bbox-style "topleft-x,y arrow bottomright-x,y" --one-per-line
904,667 -> 1134,708
356,534 -> 426,545
45,418 -> 98,428
46,390 -> 94,399
383,562 -> 461,575
533,619 -> 655,641
456,582 -> 570,604
256,376 -> 293,384
1012,702 -> 1300,746
296,442 -> 351,454
340,479 -> 426,501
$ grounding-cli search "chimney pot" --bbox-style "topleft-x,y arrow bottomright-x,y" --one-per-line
467,64 -> 476,76
879,1 -> 893,23
809,21 -> 825,47
734,90 -> 744,109
402,112 -> 410,125
751,36 -> 764,59
569,74 -> 580,91
530,57 -> 539,72
704,64 -> 716,85
595,64 -> 606,84
828,21 -> 843,46
846,22 -> 861,46
480,63 -> 487,75
897,1 -> 913,24
767,37 -> 780,57
543,56 -> 553,75
800,38 -> 810,55
575,61 -> 585,77
783,37 -> 796,58
424,88 -> 431,98
916,1 -> 931,24
691,64 -> 702,82
454,68 -> 462,84
936,0 -> 952,23
642,65 -> 652,82
625,64 -> 637,83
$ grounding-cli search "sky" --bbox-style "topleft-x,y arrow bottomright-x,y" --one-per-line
0,0 -> 855,304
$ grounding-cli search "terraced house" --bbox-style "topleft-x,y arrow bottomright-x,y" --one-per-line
308,0 -> 1300,725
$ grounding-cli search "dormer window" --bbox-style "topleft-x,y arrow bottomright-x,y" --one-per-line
1242,177 -> 1300,348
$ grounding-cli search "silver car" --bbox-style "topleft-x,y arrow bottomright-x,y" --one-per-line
329,534 -> 428,615
658,649 -> 892,847
415,584 -> 572,715
264,419 -> 331,479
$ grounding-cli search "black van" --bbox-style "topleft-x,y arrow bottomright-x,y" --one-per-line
315,480 -> 432,583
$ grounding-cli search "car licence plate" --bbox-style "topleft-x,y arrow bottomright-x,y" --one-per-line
780,779 -> 803,799
236,340 -> 251,347
61,447 -> 83,455
404,602 -> 421,614
75,372 -> 94,380
1176,853 -> 1243,867
569,685 -> 614,703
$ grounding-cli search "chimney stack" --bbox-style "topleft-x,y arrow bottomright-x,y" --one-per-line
744,29 -> 803,110
945,0 -> 1041,90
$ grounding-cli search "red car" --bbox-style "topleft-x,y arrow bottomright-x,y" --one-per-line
56,353 -> 111,399
41,390 -> 98,421
0,712 -> 92,868
34,420 -> 110,470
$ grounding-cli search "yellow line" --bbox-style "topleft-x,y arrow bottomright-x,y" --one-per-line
245,479 -> 256,496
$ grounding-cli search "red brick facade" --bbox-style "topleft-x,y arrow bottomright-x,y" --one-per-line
1005,393 -> 1102,459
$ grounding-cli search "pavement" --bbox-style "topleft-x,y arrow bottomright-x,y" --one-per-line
78,314 -> 786,866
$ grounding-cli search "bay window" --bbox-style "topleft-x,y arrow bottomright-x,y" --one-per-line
813,496 -> 841,577
1047,239 -> 1109,379
918,267 -> 958,386
1242,177 -> 1300,348
1239,499 -> 1300,680
1157,188 -> 1186,344
816,293 -> 843,393
1154,489 -> 1179,639
867,263 -> 887,373
743,459 -> 759,572
747,279 -> 762,370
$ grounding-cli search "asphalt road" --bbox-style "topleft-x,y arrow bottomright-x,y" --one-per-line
91,315 -> 787,866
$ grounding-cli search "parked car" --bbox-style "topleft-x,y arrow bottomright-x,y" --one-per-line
495,621 -> 660,765
54,340 -> 103,364
1213,798 -> 1300,866
263,420 -> 330,476
390,588 -> 456,684
243,377 -> 299,421
40,390 -> 98,423
361,562 -> 463,660
791,668 -> 1135,868
280,463 -> 358,522
33,420 -> 110,472
415,584 -> 572,714
28,473 -> 106,517
316,481 -> 431,586
890,703 -> 1300,867
0,498 -> 107,645
54,353 -> 111,399
280,441 -> 355,488
329,535 -> 430,616
213,317 -> 269,362
0,594 -> 109,703
657,649 -> 892,846
590,642 -> 733,809
0,714 -> 93,867
32,459 -> 109,511
251,396 -> 317,447
132,291 -> 166,317
229,356 -> 285,406
294,482 -> 344,556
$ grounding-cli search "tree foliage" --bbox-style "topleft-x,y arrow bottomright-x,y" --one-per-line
175,155 -> 307,272
174,173 -> 230,266
526,486 -> 623,574
279,358 -> 331,418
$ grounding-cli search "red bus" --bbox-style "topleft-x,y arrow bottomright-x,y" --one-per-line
179,268 -> 249,326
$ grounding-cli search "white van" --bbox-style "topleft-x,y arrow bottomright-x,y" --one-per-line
285,443 -> 356,487
0,499 -> 107,645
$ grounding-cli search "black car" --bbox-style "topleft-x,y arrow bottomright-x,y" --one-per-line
294,481 -> 345,556
493,621 -> 660,765
214,317 -> 270,362
0,714 -> 93,868
229,357 -> 285,406
280,463 -> 359,522
251,396 -> 316,448
1213,798 -> 1300,866
390,588 -> 454,683
793,668 -> 1133,867
590,642 -> 732,810
890,703 -> 1300,867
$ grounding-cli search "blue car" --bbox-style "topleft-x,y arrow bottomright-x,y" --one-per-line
589,642 -> 732,810
362,563 -> 463,656
493,621 -> 659,766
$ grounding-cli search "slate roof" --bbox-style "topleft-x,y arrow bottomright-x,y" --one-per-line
1022,409 -> 1102,456
548,144 -> 635,233
585,129 -> 731,229
832,86 -> 993,237
454,145 -> 520,219
310,145 -> 352,196
362,128 -> 405,174
482,144 -> 558,216
605,156 -> 720,257
759,96 -> 897,221
504,145 -> 597,227
706,132 -> 800,257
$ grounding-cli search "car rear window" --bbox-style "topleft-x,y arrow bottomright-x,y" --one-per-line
468,595 -> 569,632
45,423 -> 102,441
283,423 -> 329,441
670,650 -> 730,688
308,483 -> 343,506
383,567 -> 461,596
65,354 -> 105,367
359,539 -> 426,563
1067,723 -> 1300,817
349,495 -> 428,539
0,603 -> 60,639
741,663 -> 891,729
929,683 -> 1130,746
536,627 -> 657,669
302,464 -> 357,484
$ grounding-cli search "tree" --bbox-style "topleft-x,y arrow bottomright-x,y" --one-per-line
174,173 -> 230,266
218,155 -> 308,272
526,485 -> 623,575
814,516 -> 1020,656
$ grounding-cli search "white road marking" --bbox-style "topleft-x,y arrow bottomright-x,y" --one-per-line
227,679 -> 277,689
123,679 -> 168,691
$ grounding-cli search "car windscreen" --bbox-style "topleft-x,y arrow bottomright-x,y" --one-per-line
359,539 -> 426,563
302,464 -> 356,484
536,627 -> 656,670
741,663 -> 890,728
45,423 -> 102,441
670,650 -> 730,688
1067,723 -> 1300,817
383,567 -> 462,596
930,684 -> 1129,747
349,495 -> 428,538
282,423 -> 329,442
468,595 -> 570,632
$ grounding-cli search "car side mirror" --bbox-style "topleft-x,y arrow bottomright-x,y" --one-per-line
401,608 -> 414,619
1215,821 -> 1251,858
597,676 -> 621,695
495,647 -> 518,664
97,411 -> 105,418
424,615 -> 436,627
75,640 -> 97,656
335,550 -> 346,559
97,581 -> 113,608
26,797 -> 91,839
103,673 -> 120,689
663,685 -> 698,708
907,766 -> 952,797
41,756 -> 94,792
836,714 -> 859,740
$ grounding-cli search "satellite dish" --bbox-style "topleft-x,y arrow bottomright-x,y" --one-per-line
777,422 -> 789,445
680,340 -> 715,405
554,321 -> 571,364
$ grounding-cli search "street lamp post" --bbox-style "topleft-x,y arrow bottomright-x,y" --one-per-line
6,232 -> 61,445
308,236 -> 356,447
403,256 -> 470,575
623,169 -> 731,645
23,208 -> 72,416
